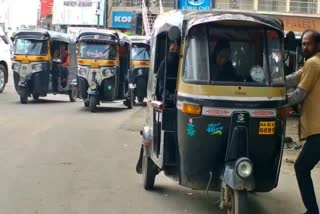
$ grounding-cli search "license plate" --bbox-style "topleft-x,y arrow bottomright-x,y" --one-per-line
259,121 -> 275,135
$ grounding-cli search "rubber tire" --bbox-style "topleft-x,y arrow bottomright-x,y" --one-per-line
32,94 -> 39,100
228,190 -> 249,214
0,64 -> 7,93
84,100 -> 89,107
138,96 -> 144,103
142,155 -> 156,190
20,88 -> 28,104
89,96 -> 97,113
69,86 -> 77,102
127,90 -> 133,109
136,78 -> 145,103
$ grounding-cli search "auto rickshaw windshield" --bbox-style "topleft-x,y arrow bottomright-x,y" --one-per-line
79,41 -> 117,60
14,38 -> 48,56
183,24 -> 285,85
131,43 -> 150,61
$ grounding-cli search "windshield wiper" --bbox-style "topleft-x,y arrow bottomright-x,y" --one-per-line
135,49 -> 145,59
25,43 -> 38,57
102,46 -> 111,55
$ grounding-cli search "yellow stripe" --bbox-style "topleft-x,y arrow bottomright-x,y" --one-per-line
77,59 -> 119,68
132,60 -> 150,67
178,82 -> 286,98
13,55 -> 50,63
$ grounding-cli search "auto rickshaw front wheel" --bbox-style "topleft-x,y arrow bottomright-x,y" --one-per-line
123,91 -> 134,109
89,96 -> 97,112
0,64 -> 6,93
142,155 -> 156,190
69,86 -> 77,102
19,88 -> 28,104
226,187 -> 248,214
32,94 -> 39,100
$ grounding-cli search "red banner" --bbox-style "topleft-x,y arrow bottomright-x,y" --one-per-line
40,0 -> 53,18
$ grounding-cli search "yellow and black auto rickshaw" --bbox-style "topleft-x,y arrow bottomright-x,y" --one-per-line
136,10 -> 288,214
76,29 -> 133,112
12,29 -> 78,104
129,35 -> 150,103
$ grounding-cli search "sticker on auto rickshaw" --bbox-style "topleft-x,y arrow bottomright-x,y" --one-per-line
259,121 -> 275,135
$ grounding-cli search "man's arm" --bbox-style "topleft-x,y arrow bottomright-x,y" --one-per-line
285,69 -> 303,89
287,87 -> 306,105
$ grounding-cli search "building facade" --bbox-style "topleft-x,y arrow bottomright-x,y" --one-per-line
108,0 -> 320,35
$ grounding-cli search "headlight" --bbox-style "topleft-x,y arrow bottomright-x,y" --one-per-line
250,66 -> 265,83
236,158 -> 253,179
137,69 -> 143,76
31,63 -> 43,72
78,66 -> 88,77
12,63 -> 20,71
89,81 -> 97,89
101,67 -> 114,78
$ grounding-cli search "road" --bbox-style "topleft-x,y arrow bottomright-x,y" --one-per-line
0,80 -> 319,214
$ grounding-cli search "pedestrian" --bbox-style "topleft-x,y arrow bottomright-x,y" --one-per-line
156,42 -> 179,101
286,29 -> 320,214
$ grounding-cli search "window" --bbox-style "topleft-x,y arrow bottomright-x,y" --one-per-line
215,0 -> 254,10
258,0 -> 286,12
14,39 -> 48,56
290,0 -> 317,14
183,23 -> 285,85
131,44 -> 150,61
79,42 -> 117,60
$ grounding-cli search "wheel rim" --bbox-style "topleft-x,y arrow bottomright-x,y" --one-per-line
0,69 -> 5,89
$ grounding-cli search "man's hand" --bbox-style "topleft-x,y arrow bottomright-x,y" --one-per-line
279,106 -> 294,119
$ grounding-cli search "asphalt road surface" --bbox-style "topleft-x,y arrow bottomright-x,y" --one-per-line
0,80 -> 319,214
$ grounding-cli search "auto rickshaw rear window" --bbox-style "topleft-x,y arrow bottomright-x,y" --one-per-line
183,24 -> 284,86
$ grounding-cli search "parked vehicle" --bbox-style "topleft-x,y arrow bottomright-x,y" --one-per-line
129,35 -> 150,103
12,29 -> 78,103
0,28 -> 11,93
76,29 -> 133,112
137,10 -> 288,214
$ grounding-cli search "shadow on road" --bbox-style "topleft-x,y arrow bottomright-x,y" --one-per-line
141,183 -> 291,214
134,101 -> 147,107
78,106 -> 129,113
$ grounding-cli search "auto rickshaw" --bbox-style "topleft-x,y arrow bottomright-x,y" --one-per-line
137,10 -> 288,214
11,29 -> 78,104
76,29 -> 133,112
128,35 -> 150,103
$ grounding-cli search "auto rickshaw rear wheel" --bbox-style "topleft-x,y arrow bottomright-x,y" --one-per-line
226,187 -> 248,214
0,65 -> 6,93
138,96 -> 144,103
89,96 -> 97,112
142,155 -> 156,190
69,86 -> 77,102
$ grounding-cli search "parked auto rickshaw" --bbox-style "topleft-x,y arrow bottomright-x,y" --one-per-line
11,29 -> 77,104
76,29 -> 133,112
137,10 -> 288,214
129,35 -> 150,103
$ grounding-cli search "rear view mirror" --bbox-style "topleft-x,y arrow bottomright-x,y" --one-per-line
168,26 -> 180,41
284,31 -> 296,51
